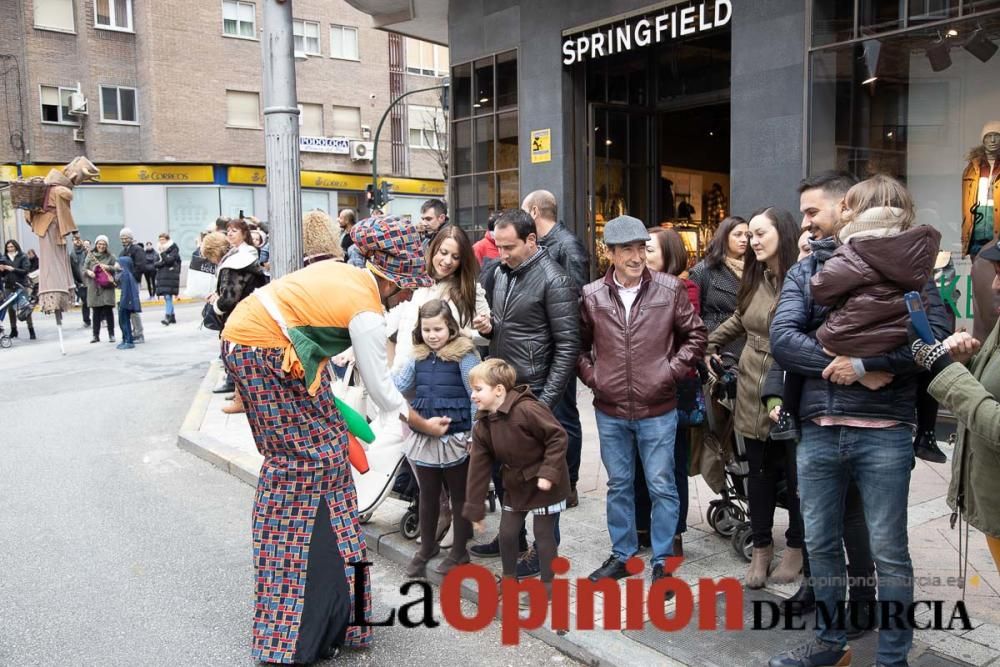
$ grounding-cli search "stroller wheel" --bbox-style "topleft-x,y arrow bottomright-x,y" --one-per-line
358,512 -> 373,525
0,335 -> 10,349
732,523 -> 754,562
399,509 -> 420,540
714,504 -> 745,537
706,502 -> 722,530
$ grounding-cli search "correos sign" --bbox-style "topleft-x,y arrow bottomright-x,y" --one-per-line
562,0 -> 732,66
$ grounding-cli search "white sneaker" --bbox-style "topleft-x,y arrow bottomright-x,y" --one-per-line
439,525 -> 453,549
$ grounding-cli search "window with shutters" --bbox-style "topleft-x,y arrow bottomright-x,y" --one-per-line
299,103 -> 324,137
330,106 -> 361,138
34,0 -> 75,32
293,19 -> 321,55
405,38 -> 449,77
40,85 -> 76,124
99,86 -> 138,124
226,90 -> 260,129
223,0 -> 256,39
94,0 -> 132,31
330,25 -> 359,60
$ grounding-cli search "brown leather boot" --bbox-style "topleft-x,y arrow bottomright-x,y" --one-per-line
222,393 -> 245,414
770,547 -> 803,584
745,544 -> 773,589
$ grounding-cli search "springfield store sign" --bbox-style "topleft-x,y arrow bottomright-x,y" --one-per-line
562,0 -> 732,65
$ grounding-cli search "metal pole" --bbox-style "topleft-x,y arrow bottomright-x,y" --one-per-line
261,0 -> 302,278
371,83 -> 449,202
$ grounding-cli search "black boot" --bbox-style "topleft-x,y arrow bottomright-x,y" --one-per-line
28,327 -> 36,340
168,314 -> 176,324
914,430 -> 947,464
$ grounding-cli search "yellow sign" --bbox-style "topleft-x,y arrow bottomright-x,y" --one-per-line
530,129 -> 551,163
0,165 -> 18,182
228,166 -> 445,195
17,163 -> 215,183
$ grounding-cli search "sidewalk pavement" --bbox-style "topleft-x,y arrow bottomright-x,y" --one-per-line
178,361 -> 1000,667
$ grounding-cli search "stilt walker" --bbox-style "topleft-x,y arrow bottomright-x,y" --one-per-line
23,157 -> 100,354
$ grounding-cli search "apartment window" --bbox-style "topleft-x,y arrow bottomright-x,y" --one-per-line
451,50 -> 519,232
331,106 -> 361,138
299,103 -> 324,137
223,0 -> 256,38
405,38 -> 448,76
99,86 -> 137,123
40,85 -> 76,124
226,90 -> 260,128
94,0 -> 132,31
408,105 -> 446,149
330,25 -> 359,60
34,0 -> 75,32
293,19 -> 321,55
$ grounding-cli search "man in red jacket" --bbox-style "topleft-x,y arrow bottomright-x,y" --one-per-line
473,213 -> 500,264
577,214 -> 706,583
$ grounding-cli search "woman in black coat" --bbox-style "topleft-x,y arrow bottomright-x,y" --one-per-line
143,242 -> 159,298
688,215 -> 749,361
1,240 -> 35,339
154,232 -> 182,325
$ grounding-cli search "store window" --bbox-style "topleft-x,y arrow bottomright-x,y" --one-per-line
808,4 -> 1000,326
167,188 -> 221,256
73,187 -> 126,253
302,191 -> 330,213
220,187 -> 254,219
34,0 -> 75,32
451,50 -> 518,233
223,0 -> 256,38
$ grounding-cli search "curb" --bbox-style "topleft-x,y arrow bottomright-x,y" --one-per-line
174,365 -> 672,667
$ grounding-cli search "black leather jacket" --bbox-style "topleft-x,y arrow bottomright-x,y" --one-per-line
489,248 -> 580,407
770,236 -> 952,425
538,222 -> 590,289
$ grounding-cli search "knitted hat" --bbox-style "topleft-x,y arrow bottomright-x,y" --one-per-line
838,206 -> 906,244
603,215 -> 651,245
350,215 -> 433,289
119,227 -> 134,239
982,120 -> 1000,140
95,234 -> 110,246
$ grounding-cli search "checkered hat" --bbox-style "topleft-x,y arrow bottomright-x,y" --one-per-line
350,215 -> 433,289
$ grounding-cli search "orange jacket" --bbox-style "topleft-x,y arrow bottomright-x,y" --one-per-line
961,157 -> 1000,256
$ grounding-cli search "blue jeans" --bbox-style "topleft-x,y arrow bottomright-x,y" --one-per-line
118,305 -> 133,343
551,380 -> 583,486
595,408 -> 679,566
797,422 -> 913,666
164,294 -> 174,316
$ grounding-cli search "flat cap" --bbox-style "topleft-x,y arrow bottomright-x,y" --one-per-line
603,215 -> 650,245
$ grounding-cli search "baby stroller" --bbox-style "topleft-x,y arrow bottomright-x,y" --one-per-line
704,353 -> 789,562
0,281 -> 37,348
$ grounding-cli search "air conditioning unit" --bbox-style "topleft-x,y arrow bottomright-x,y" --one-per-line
73,128 -> 85,142
68,92 -> 88,115
350,140 -> 373,161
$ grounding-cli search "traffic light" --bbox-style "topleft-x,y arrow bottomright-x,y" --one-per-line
365,183 -> 376,207
379,180 -> 393,207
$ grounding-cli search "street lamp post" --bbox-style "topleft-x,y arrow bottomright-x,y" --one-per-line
261,0 -> 302,279
370,82 -> 449,208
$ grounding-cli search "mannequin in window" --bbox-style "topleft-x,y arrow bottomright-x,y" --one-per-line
677,195 -> 695,221
706,182 -> 728,228
962,122 -> 1000,258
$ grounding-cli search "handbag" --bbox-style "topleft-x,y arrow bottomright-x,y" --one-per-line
201,302 -> 223,331
93,264 -> 116,289
184,266 -> 216,299
332,361 -> 369,419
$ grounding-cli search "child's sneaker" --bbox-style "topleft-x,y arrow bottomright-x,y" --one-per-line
913,430 -> 946,464
769,407 -> 800,441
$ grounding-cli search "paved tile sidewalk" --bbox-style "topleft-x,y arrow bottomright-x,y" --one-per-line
178,361 -> 1000,666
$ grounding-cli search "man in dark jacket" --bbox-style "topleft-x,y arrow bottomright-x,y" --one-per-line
119,228 -> 146,343
768,173 -> 953,667
578,215 -> 706,583
70,233 -> 90,327
418,198 -> 449,252
522,190 -> 589,507
469,208 -> 580,575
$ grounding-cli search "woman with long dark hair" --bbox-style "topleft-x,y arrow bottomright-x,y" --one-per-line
1,240 -> 36,340
689,216 -> 748,360
707,207 -> 802,590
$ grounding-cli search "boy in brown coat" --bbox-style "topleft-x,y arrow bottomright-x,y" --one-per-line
464,358 -> 569,589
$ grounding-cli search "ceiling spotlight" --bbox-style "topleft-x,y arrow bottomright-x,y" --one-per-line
861,39 -> 881,84
964,27 -> 998,63
479,96 -> 490,103
946,29 -> 959,37
927,38 -> 952,72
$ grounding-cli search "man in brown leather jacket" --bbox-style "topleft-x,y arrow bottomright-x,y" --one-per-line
577,215 -> 706,583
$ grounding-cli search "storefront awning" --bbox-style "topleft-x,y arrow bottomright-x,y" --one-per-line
341,0 -> 448,45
